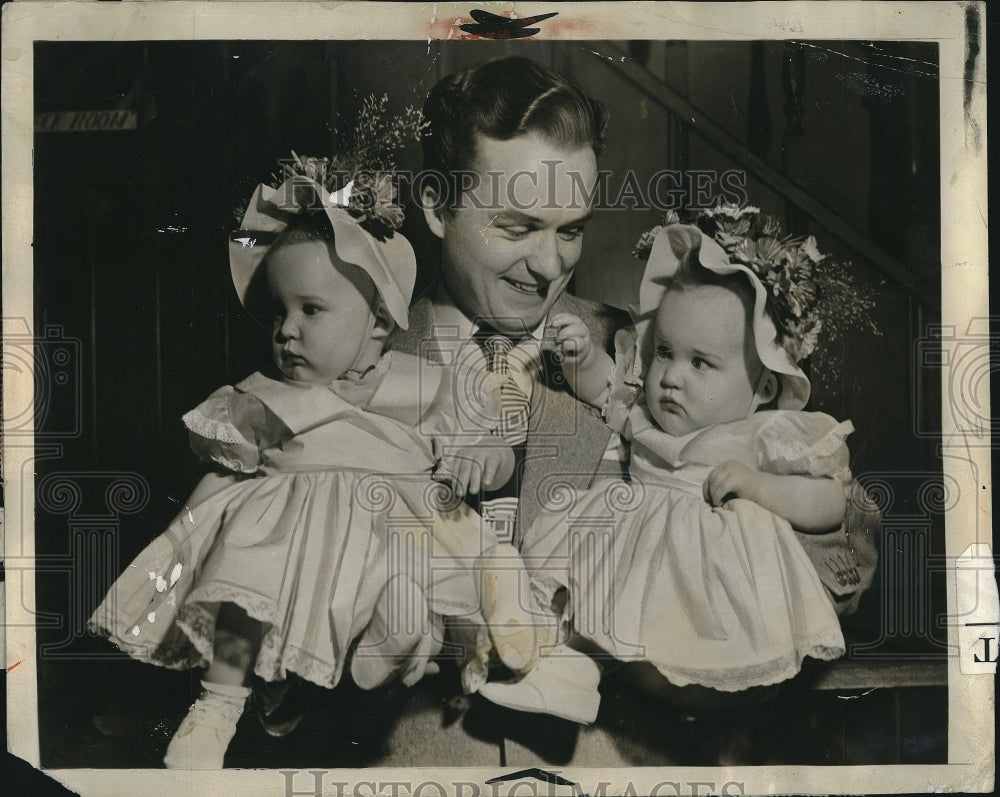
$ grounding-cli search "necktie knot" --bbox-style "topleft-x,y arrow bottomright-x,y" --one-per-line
482,334 -> 514,375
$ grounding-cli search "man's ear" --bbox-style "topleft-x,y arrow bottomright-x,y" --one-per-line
421,184 -> 446,240
370,296 -> 395,343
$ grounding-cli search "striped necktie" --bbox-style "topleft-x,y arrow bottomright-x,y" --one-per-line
480,333 -> 530,445
469,329 -> 532,545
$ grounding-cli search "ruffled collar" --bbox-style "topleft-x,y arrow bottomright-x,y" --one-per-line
627,401 -> 706,467
321,351 -> 392,406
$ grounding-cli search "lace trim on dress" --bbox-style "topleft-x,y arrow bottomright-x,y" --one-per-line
764,418 -> 853,461
87,617 -> 208,672
182,409 -> 247,444
649,626 -> 846,692
175,592 -> 349,689
254,631 -> 347,688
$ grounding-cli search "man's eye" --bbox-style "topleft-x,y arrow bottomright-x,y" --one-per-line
558,227 -> 584,242
500,226 -> 531,240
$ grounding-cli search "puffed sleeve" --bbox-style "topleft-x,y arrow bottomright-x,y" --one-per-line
755,411 -> 854,483
182,386 -> 276,474
602,326 -> 644,438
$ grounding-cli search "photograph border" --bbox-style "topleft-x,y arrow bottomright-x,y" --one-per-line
2,2 -> 992,794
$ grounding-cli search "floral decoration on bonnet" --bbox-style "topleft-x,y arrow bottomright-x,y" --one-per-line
261,94 -> 428,241
229,95 -> 427,329
633,204 -> 880,366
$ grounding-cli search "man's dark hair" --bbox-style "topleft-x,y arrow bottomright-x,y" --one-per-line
422,56 -> 608,179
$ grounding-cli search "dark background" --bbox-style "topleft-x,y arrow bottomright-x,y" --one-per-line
24,38 -> 949,769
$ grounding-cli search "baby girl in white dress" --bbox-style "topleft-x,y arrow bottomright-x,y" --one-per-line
90,172 -> 521,767
481,223 -> 850,723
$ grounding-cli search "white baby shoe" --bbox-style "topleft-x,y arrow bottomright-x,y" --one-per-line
163,680 -> 250,769
476,543 -> 556,673
478,644 -> 601,724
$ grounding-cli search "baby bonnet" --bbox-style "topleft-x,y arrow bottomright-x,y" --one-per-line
229,176 -> 416,329
633,224 -> 811,410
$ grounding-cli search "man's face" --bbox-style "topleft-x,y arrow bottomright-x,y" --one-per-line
427,132 -> 598,337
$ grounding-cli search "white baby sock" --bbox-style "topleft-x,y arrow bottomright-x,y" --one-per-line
351,574 -> 437,690
163,680 -> 250,769
479,644 -> 601,724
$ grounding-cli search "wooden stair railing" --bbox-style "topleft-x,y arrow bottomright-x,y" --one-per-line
593,41 -> 939,310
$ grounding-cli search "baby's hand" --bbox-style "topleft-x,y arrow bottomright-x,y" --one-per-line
543,313 -> 595,366
703,460 -> 762,506
434,446 -> 515,498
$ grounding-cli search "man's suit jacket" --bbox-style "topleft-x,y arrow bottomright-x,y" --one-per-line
390,290 -> 630,534
390,288 -> 878,617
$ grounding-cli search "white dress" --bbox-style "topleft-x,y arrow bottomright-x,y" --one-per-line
522,344 -> 850,692
89,352 -> 498,688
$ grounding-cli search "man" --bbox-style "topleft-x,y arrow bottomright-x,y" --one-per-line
391,57 -> 629,539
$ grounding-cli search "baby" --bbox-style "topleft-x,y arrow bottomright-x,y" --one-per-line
480,223 -> 850,723
90,173 -> 521,768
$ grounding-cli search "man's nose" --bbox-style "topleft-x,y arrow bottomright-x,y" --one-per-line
525,231 -> 564,281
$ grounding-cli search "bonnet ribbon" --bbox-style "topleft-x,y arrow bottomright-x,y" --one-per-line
229,176 -> 416,330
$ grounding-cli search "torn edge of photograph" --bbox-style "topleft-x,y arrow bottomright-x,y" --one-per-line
2,2 -> 992,796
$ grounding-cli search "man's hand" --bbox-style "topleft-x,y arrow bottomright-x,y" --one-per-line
703,460 -> 762,506
434,445 -> 515,498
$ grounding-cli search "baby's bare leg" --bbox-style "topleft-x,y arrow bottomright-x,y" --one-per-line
164,603 -> 259,769
205,603 -> 262,686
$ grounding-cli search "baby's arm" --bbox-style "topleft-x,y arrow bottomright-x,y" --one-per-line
544,313 -> 615,408
434,442 -> 515,499
416,358 -> 516,499
703,461 -> 846,534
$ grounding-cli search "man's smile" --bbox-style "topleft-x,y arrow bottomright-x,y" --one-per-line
503,276 -> 548,295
